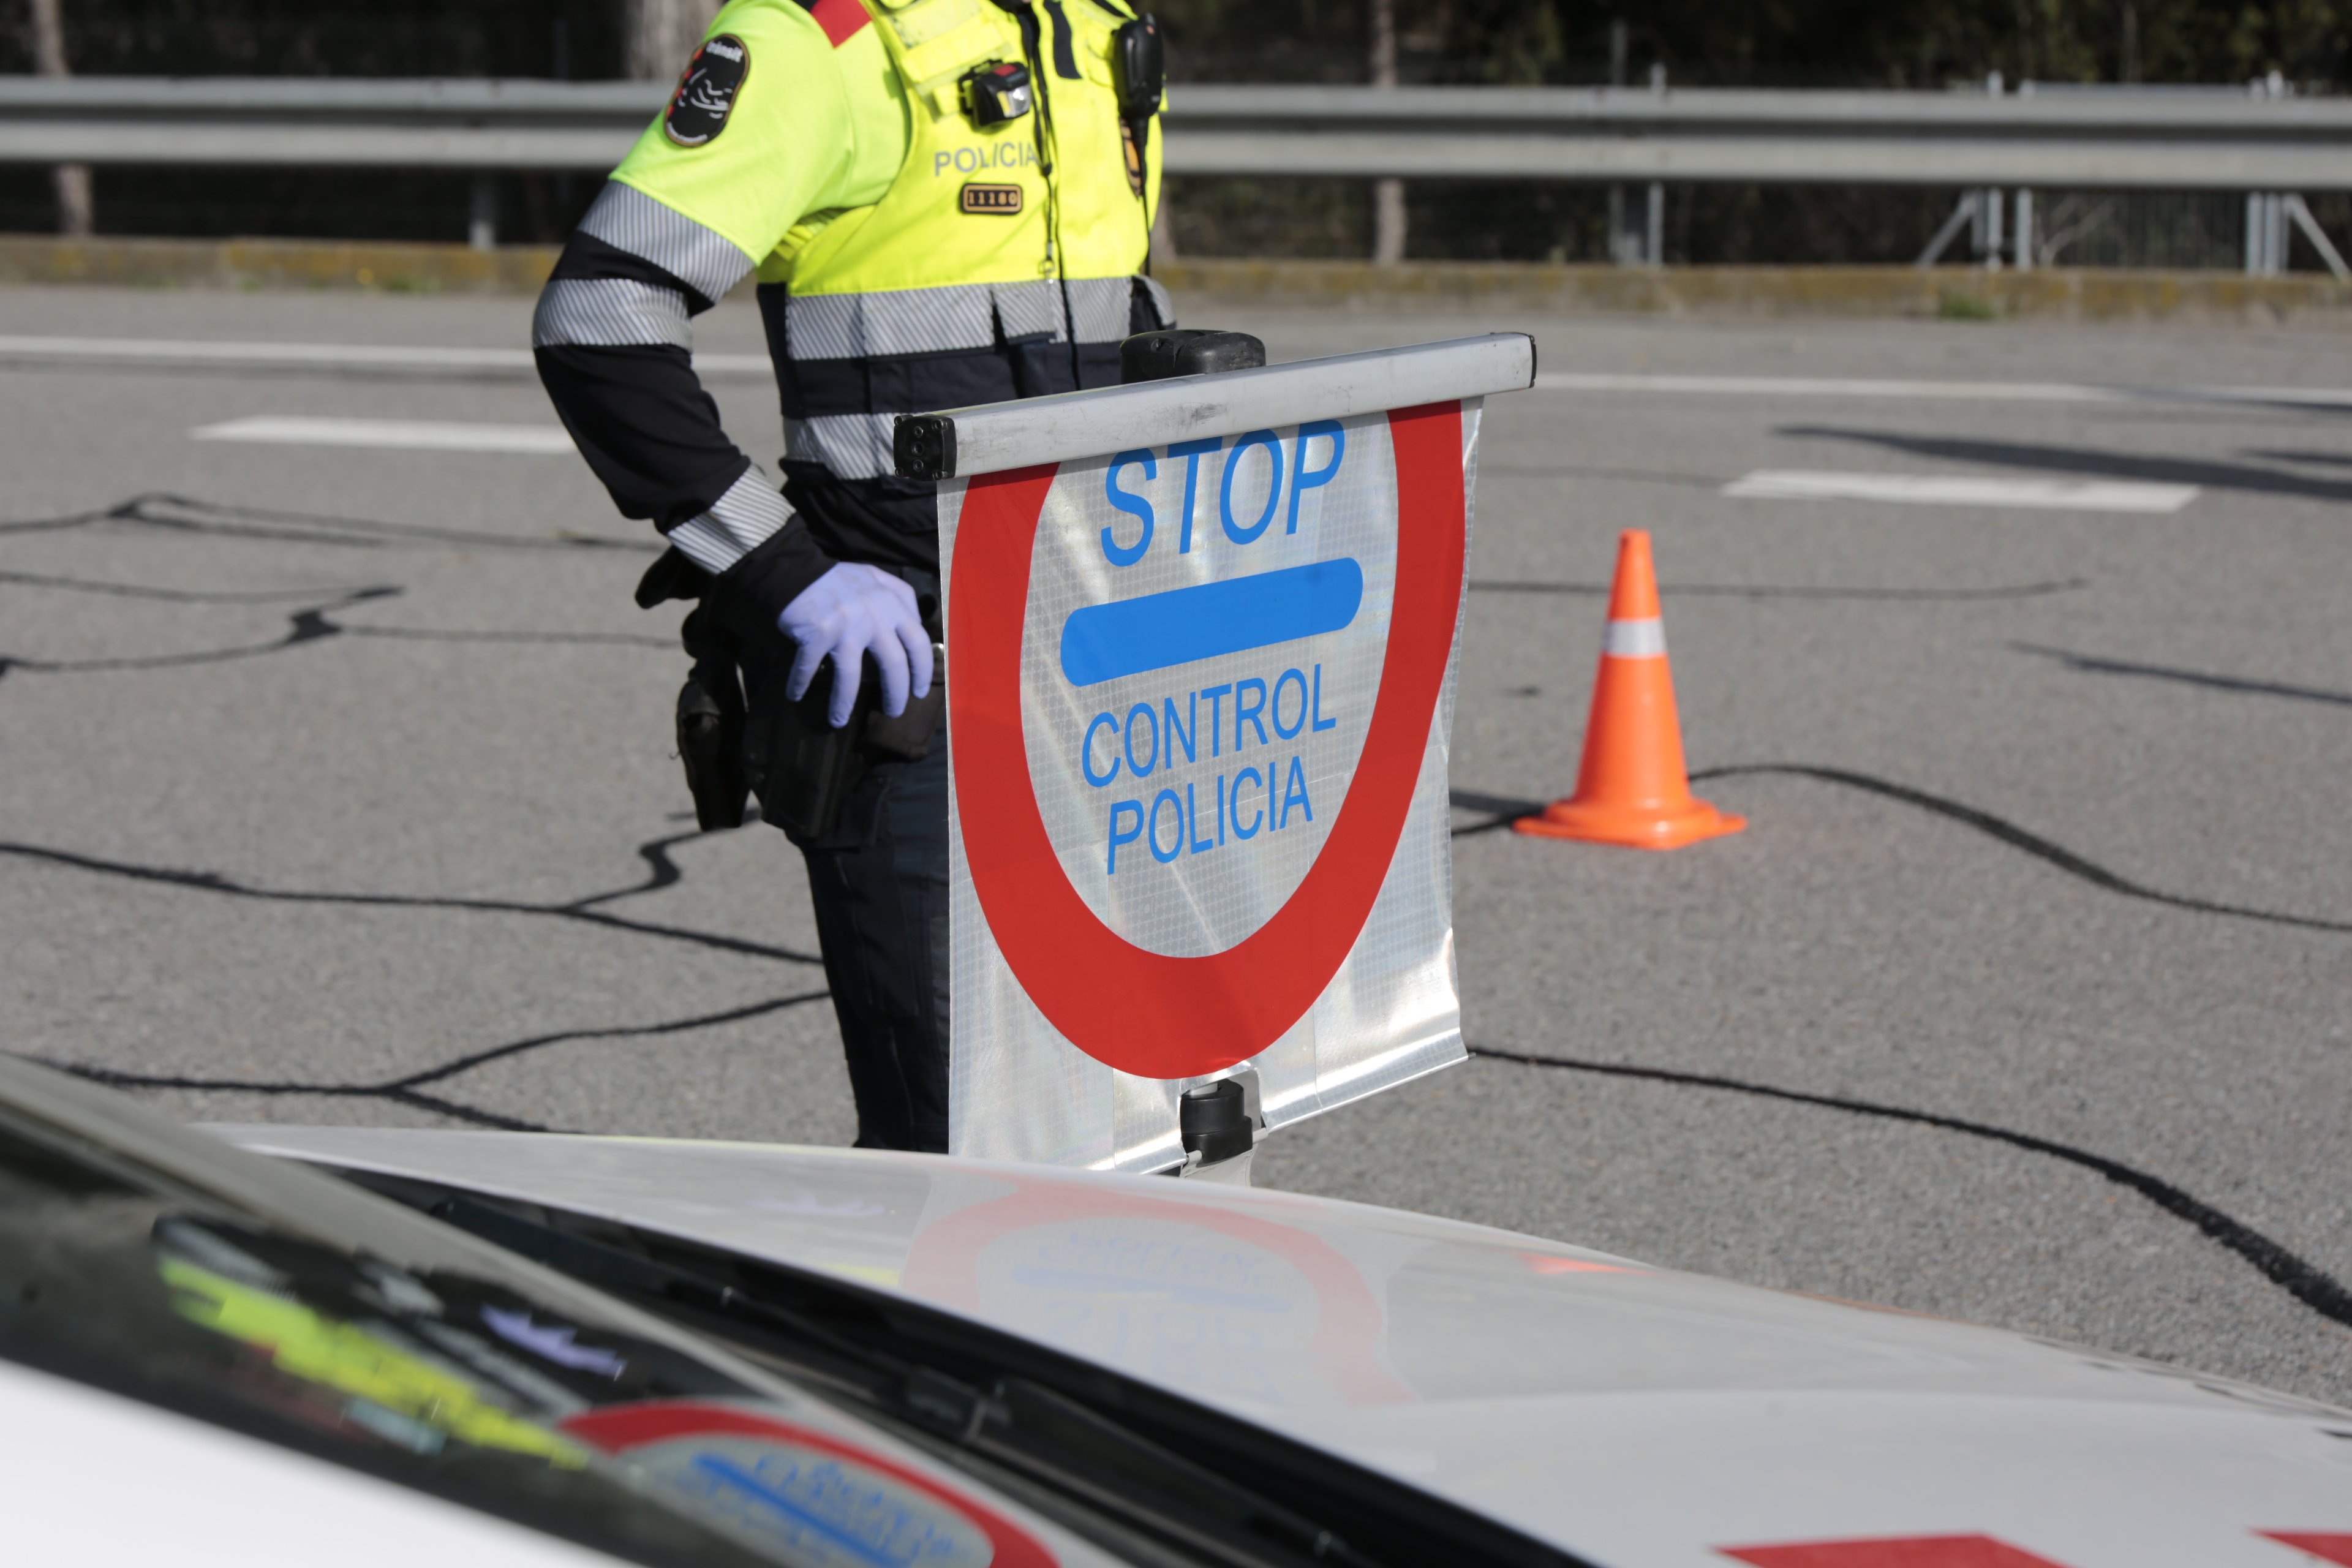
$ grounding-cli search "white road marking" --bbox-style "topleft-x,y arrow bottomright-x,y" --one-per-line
189,415 -> 577,454
1723,469 -> 2201,512
0,333 -> 770,376
15,331 -> 2350,411
1534,371 -> 2352,410
9,334 -> 2352,411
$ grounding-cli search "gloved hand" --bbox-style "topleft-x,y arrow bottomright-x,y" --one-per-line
778,562 -> 935,728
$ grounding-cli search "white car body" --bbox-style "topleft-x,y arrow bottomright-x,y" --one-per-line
216,1126 -> 2352,1568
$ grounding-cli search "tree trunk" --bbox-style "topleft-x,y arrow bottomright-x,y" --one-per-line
1368,0 -> 1404,265
623,0 -> 723,81
27,0 -> 91,237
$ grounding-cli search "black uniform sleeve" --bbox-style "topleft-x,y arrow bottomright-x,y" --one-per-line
532,185 -> 834,624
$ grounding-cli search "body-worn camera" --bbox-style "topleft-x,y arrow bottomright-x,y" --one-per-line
961,59 -> 1033,127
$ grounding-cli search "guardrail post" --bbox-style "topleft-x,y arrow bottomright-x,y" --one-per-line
2245,190 -> 2288,274
1609,181 -> 1661,266
1642,64 -> 1666,266
1607,57 -> 1668,266
469,175 -> 498,252
2013,189 -> 2034,270
2244,72 -> 2290,277
1973,74 -> 2004,272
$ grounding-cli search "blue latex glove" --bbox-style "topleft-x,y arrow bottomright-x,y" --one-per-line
777,562 -> 935,728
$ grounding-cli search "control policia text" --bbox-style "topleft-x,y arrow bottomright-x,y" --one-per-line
1085,667 -> 1338,875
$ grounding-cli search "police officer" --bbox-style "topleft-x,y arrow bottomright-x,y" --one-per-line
533,0 -> 1166,1154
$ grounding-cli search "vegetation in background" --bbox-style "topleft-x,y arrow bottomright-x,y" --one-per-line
1152,0 -> 2352,263
0,0 -> 619,77
0,0 -> 617,241
7,1 -> 2349,263
1152,0 -> 2349,89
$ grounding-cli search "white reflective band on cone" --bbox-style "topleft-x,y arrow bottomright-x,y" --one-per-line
1602,617 -> 1667,657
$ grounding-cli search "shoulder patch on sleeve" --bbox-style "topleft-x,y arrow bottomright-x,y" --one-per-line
801,0 -> 873,47
664,34 -> 752,147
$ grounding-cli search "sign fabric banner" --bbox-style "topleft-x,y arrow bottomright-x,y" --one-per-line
941,398 -> 1483,1171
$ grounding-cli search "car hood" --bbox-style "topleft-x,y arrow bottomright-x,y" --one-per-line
214,1127 -> 2352,1567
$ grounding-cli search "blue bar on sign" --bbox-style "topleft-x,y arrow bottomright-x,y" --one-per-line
1059,558 -> 1364,687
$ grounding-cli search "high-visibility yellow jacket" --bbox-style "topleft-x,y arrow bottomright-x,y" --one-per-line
534,0 -> 1168,617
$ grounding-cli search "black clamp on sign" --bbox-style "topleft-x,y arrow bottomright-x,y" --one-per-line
1118,329 -> 1266,383
1175,1077 -> 1256,1183
893,415 -> 957,482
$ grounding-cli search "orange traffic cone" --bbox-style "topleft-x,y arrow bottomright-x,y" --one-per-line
1515,530 -> 1745,850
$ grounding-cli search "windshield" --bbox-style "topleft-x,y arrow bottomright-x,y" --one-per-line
0,1082 -> 1088,1568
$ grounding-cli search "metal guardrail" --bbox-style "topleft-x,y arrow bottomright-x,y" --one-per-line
0,79 -> 659,170
1167,85 -> 2352,190
2,78 -> 2351,190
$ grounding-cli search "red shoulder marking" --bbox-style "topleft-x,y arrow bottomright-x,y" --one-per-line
806,0 -> 872,47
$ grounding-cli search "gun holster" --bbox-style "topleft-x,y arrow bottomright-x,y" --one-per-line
676,615 -> 751,833
649,549 -> 943,842
739,634 -> 944,842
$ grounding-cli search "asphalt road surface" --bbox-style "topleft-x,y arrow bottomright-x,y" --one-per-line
3,282 -> 2348,1409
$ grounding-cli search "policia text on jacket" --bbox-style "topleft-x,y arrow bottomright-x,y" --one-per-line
532,0 -> 1169,1154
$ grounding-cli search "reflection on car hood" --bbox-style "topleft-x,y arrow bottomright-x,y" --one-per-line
214,1128 -> 2352,1568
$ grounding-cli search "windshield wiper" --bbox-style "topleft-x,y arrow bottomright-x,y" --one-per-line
425,1194 -> 1379,1568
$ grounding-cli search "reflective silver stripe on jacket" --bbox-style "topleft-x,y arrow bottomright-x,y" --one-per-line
783,274 -> 1150,361
1064,274 -> 1135,344
666,465 -> 790,576
577,181 -> 754,307
532,277 -> 692,350
784,413 -> 899,481
1136,274 -> 1175,333
786,282 -> 994,360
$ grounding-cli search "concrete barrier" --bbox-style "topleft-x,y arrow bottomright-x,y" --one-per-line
0,233 -> 2345,323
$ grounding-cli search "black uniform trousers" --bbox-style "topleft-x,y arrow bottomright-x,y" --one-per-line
785,736 -> 951,1154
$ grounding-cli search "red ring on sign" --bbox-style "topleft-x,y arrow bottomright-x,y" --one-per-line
949,404 -> 1466,1079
